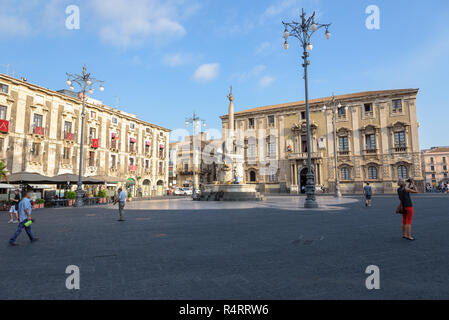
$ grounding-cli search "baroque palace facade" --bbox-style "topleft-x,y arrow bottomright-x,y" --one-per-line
220,89 -> 423,194
169,133 -> 218,188
0,73 -> 170,196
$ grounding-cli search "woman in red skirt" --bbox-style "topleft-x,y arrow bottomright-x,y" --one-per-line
397,179 -> 418,241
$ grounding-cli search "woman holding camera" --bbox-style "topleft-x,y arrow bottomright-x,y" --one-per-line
397,179 -> 418,241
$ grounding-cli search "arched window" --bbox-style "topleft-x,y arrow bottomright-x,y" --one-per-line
398,165 -> 408,179
341,167 -> 350,180
368,166 -> 378,180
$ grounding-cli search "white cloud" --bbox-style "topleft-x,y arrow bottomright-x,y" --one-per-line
193,63 -> 220,82
0,0 -> 198,47
256,42 -> 272,55
259,76 -> 275,88
263,0 -> 303,18
0,15 -> 30,37
163,53 -> 195,67
91,0 -> 190,48
232,65 -> 266,82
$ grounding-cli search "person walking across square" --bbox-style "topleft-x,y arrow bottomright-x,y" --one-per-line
8,189 -> 20,223
113,188 -> 127,222
363,183 -> 373,207
9,192 -> 38,246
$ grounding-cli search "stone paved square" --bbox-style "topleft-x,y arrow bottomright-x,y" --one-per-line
1,195 -> 448,300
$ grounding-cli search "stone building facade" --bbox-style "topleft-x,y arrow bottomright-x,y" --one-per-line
220,89 -> 424,194
169,133 -> 218,188
0,73 -> 170,196
421,147 -> 449,187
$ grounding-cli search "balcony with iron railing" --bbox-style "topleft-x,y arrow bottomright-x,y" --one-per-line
91,137 -> 99,149
0,119 -> 10,133
129,144 -> 137,155
391,107 -> 403,115
110,140 -> 120,151
394,145 -> 407,153
363,111 -> 374,119
29,152 -> 42,163
287,151 -> 323,160
64,131 -> 75,142
338,150 -> 351,156
364,148 -> 378,157
61,156 -> 72,166
32,126 -> 45,136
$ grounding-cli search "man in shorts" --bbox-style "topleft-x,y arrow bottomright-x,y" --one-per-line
8,189 -> 20,224
363,183 -> 373,207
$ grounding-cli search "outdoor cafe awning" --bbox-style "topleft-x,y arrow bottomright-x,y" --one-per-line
3,172 -> 55,184
51,174 -> 104,185
3,172 -> 104,186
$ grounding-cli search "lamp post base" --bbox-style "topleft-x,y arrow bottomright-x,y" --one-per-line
304,173 -> 318,208
335,185 -> 342,198
74,189 -> 84,207
304,198 -> 319,208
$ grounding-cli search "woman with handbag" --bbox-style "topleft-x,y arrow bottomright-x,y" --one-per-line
397,179 -> 418,241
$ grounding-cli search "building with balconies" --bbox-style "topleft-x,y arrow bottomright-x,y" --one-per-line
220,89 -> 423,194
0,73 -> 170,197
421,147 -> 449,188
169,133 -> 218,188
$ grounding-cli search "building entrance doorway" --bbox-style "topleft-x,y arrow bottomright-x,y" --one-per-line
249,170 -> 256,182
299,168 -> 308,193
142,179 -> 151,197
156,180 -> 164,196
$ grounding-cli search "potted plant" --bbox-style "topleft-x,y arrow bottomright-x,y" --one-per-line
65,191 -> 76,206
36,199 -> 45,208
97,190 -> 107,204
127,192 -> 133,202
32,200 -> 38,209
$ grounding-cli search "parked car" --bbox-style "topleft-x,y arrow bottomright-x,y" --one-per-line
174,187 -> 193,196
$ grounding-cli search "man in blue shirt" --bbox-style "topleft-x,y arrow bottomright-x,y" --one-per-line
113,188 -> 127,222
363,183 -> 373,207
9,192 -> 38,246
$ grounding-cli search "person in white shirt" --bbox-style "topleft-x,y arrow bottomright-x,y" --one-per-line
113,188 -> 127,222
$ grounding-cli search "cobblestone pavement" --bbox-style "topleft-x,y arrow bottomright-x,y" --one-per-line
1,194 -> 448,300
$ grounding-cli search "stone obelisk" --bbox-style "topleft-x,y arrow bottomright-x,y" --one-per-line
227,86 -> 244,184
228,86 -> 234,135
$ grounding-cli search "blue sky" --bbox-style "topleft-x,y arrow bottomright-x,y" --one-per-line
1,0 -> 448,148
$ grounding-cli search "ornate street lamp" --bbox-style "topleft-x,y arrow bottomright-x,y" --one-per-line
283,9 -> 331,208
323,94 -> 345,198
185,113 -> 206,199
66,65 -> 105,207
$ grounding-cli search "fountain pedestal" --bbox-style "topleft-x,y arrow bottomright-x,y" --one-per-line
201,184 -> 265,201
